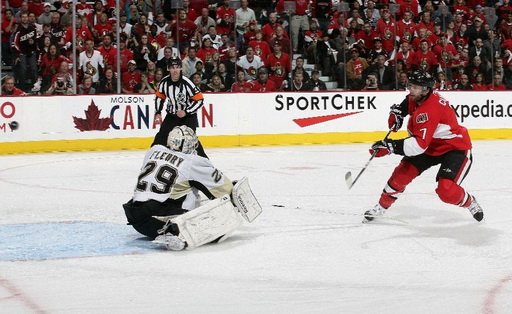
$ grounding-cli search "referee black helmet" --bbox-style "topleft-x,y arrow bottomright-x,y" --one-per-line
167,57 -> 182,68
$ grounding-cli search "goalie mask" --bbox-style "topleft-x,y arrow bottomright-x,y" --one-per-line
167,126 -> 198,154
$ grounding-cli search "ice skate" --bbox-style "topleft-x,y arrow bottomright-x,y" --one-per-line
363,204 -> 386,223
467,196 -> 484,222
153,234 -> 187,251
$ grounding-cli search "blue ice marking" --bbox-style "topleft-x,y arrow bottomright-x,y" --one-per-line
0,221 -> 160,261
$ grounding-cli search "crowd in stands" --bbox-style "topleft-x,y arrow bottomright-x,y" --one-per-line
2,0 -> 512,95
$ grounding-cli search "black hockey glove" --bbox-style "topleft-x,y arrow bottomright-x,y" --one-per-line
369,139 -> 405,157
369,140 -> 395,157
388,104 -> 404,132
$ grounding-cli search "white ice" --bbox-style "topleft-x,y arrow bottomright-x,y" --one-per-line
0,141 -> 511,314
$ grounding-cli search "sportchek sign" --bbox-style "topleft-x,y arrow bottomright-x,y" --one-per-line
0,91 -> 511,145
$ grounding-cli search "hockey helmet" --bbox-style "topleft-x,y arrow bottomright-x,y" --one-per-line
167,57 -> 182,68
408,71 -> 435,89
167,125 -> 198,154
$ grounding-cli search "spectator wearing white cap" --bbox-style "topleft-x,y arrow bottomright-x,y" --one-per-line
37,2 -> 52,25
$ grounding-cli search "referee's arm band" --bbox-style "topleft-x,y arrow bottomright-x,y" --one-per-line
155,90 -> 166,100
191,92 -> 204,101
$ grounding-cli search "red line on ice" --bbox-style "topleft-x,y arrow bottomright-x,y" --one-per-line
0,277 -> 47,313
483,274 -> 512,314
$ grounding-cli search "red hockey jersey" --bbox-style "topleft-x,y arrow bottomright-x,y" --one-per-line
403,91 -> 472,157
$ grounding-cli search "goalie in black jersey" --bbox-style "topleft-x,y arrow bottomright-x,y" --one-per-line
123,126 -> 262,250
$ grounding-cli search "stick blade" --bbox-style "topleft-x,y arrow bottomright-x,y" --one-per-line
345,171 -> 353,189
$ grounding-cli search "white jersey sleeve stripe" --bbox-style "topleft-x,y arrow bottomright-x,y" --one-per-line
403,137 -> 427,156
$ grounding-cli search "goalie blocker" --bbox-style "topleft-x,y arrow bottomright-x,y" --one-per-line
154,177 -> 262,250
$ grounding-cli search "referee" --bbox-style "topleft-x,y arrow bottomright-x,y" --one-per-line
152,57 -> 208,158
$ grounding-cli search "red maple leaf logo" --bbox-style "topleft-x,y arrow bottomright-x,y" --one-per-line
73,99 -> 113,131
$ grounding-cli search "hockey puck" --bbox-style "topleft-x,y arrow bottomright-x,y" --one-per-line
9,121 -> 19,131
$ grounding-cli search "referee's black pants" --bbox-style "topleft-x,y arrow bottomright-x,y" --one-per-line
152,112 -> 208,158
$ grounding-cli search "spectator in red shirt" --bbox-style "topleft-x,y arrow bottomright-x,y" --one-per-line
87,0 -> 105,27
119,34 -> 134,74
347,48 -> 369,90
45,60 -> 74,95
1,76 -> 25,95
354,23 -> 378,51
76,0 -> 93,16
64,17 -> 93,53
197,38 -> 217,63
268,25 -> 291,54
471,72 -> 487,90
411,39 -> 439,74
499,13 -> 512,41
416,11 -> 435,34
396,0 -> 419,20
249,67 -> 277,91
218,33 -> 235,61
261,12 -> 288,42
433,34 -> 459,78
166,9 -> 198,53
38,43 -> 71,92
28,0 -> 44,17
230,70 -> 251,92
304,20 -> 322,64
97,33 -> 117,68
183,0 -> 198,22
487,74 -> 507,90
122,60 -> 142,93
92,13 -> 112,44
396,11 -> 416,45
216,0 -> 235,35
267,41 -> 291,89
277,0 -> 309,53
375,8 -> 396,54
249,30 -> 272,64
395,42 -> 415,72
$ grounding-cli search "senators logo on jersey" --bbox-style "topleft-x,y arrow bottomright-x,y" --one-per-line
416,113 -> 428,123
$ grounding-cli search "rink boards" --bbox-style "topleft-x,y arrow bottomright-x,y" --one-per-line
1,91 -> 512,154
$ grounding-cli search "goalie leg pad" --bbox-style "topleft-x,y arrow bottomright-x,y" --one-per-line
172,195 -> 243,250
232,177 -> 262,223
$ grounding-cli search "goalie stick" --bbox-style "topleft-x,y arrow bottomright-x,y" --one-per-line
345,126 -> 394,189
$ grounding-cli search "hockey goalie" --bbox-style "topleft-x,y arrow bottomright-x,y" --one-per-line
123,125 -> 262,251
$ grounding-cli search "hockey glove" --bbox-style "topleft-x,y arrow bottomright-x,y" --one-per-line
388,104 -> 404,132
369,139 -> 396,157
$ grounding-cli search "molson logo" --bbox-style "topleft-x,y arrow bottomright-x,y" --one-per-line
74,97 -> 215,132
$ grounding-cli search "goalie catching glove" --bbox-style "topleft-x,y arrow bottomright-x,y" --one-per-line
388,104 -> 405,132
369,139 -> 405,157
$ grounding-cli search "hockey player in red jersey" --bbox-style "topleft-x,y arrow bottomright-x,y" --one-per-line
364,71 -> 484,222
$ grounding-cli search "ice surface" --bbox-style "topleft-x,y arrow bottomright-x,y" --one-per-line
0,141 -> 511,314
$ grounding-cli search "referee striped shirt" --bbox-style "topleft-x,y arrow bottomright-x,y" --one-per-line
154,75 -> 204,115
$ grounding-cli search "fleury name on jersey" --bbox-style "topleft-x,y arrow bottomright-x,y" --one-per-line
147,150 -> 185,167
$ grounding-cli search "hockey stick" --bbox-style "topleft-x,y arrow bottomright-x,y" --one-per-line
345,126 -> 394,189
271,204 -> 408,224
